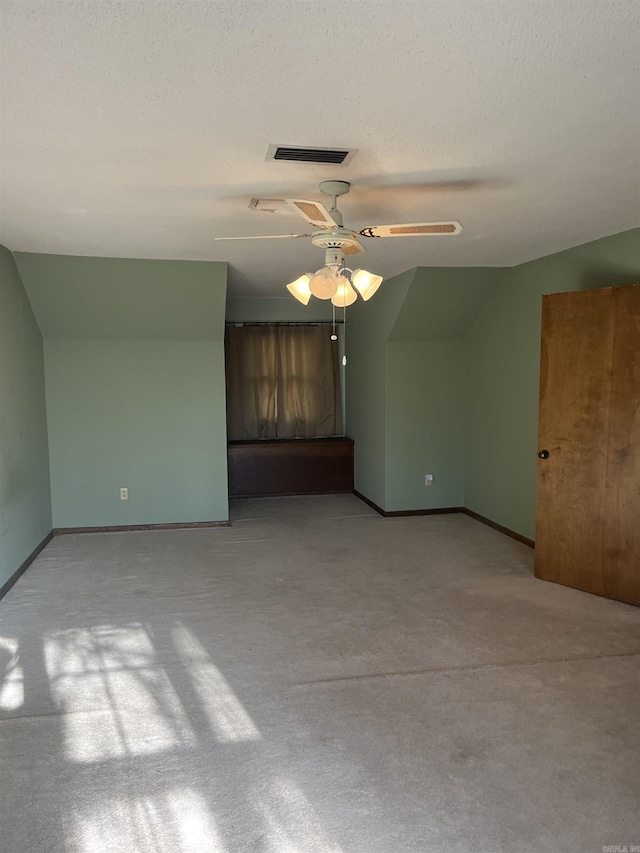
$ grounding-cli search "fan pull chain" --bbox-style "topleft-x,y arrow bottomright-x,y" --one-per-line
342,304 -> 347,366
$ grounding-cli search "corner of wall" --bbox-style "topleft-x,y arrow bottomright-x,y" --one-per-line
462,227 -> 640,541
0,246 -> 53,586
346,268 -> 415,510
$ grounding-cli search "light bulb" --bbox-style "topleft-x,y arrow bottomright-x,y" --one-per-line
285,274 -> 312,305
331,278 -> 358,307
309,267 -> 338,300
352,269 -> 383,301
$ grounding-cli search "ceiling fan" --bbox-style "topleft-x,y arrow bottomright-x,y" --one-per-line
214,180 -> 462,307
215,179 -> 462,253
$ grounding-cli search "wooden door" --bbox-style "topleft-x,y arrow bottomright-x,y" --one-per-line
535,284 -> 640,606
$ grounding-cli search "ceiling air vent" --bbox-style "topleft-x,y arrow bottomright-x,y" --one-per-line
265,144 -> 357,165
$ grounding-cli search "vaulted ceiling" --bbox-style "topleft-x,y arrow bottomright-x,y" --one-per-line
1,1 -> 639,296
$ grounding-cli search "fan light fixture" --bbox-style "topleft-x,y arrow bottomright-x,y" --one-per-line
285,274 -> 312,305
332,277 -> 357,307
309,267 -> 339,300
352,269 -> 383,301
286,250 -> 383,308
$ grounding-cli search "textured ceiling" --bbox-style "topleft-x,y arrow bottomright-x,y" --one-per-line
1,1 -> 639,296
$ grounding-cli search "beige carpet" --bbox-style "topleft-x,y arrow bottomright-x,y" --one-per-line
0,494 -> 638,853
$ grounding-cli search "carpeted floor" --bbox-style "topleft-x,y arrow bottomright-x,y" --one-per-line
0,494 -> 638,853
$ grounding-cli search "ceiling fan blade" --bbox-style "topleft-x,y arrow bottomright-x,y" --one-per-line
213,233 -> 310,241
285,198 -> 339,228
343,239 -> 366,256
359,221 -> 462,238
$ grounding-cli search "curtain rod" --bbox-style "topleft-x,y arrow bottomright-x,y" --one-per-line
225,321 -> 343,326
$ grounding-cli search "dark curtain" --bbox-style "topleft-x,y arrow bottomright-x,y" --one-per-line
225,324 -> 343,440
225,325 -> 278,440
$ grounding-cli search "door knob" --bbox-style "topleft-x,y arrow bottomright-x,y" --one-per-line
538,449 -> 549,459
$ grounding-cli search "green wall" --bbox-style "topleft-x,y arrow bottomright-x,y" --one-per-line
45,341 -> 227,527
348,237 -> 638,521
384,267 -> 503,512
348,266 -> 504,512
14,253 -> 226,340
0,246 -> 52,584
385,342 -> 466,511
346,269 -> 415,507
226,297 -> 332,324
4,228 -> 636,541
388,267 -> 503,342
465,228 -> 640,540
16,254 -> 229,528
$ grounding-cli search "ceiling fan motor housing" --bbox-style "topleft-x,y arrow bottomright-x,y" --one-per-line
312,228 -> 360,254
312,228 -> 364,267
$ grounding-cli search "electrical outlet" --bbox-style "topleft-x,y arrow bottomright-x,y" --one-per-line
425,474 -> 434,486
120,487 -> 128,500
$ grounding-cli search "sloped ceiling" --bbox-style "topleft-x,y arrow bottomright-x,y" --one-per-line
1,1 -> 639,296
15,253 -> 227,340
388,268 -> 505,341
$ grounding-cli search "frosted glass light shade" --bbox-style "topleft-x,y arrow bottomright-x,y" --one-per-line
352,269 -> 383,301
309,267 -> 338,300
286,274 -> 312,304
331,279 -> 358,307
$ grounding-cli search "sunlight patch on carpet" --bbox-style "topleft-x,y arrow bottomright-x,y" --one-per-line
172,622 -> 261,743
64,787 -> 226,853
0,637 -> 23,711
44,624 -> 195,763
